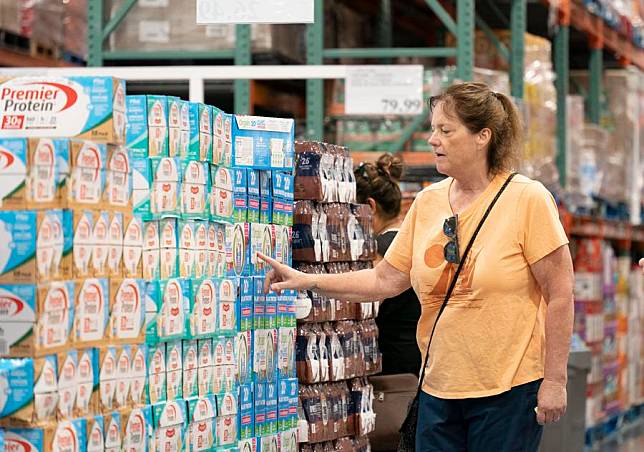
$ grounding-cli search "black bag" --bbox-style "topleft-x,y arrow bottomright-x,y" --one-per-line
397,173 -> 516,451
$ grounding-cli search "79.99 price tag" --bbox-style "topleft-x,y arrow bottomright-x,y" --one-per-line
344,65 -> 424,116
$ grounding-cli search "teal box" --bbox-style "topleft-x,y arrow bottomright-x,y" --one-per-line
231,116 -> 295,170
149,157 -> 181,219
236,330 -> 252,386
227,223 -> 250,278
247,197 -> 260,224
287,378 -> 298,429
239,383 -> 254,440
62,209 -> 73,262
253,277 -> 265,331
146,342 -> 166,375
211,166 -> 247,223
146,95 -> 169,157
247,169 -> 260,197
265,382 -> 278,435
260,198 -> 272,225
126,95 -> 148,158
217,277 -> 238,336
272,199 -> 293,226
153,399 -> 187,449
186,395 -> 217,451
145,280 -> 160,345
180,160 -> 209,220
238,277 -> 253,332
253,382 -> 266,437
278,379 -> 290,432
272,171 -> 294,201
187,102 -> 211,162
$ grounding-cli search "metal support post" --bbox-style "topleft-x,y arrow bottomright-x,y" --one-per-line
378,0 -> 393,64
306,0 -> 324,141
234,25 -> 252,115
424,0 -> 457,36
87,0 -> 104,66
554,25 -> 569,187
456,0 -> 474,81
510,0 -> 526,99
588,46 -> 603,124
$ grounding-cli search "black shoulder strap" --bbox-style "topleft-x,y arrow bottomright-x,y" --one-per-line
415,172 -> 517,392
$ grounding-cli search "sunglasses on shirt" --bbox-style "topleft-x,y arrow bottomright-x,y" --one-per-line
443,215 -> 460,264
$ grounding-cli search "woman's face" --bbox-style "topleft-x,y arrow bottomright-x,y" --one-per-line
428,101 -> 488,177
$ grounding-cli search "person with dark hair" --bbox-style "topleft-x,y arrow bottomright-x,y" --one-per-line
354,154 -> 421,376
258,82 -> 574,451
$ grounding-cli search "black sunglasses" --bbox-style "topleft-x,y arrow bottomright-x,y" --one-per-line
443,215 -> 460,264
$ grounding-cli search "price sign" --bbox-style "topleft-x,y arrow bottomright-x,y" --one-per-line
196,0 -> 314,24
345,65 -> 424,116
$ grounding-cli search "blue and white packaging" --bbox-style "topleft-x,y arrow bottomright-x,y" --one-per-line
211,166 -> 247,223
5,418 -> 87,452
57,349 -> 78,419
272,199 -> 293,226
239,383 -> 254,440
0,76 -> 126,144
187,395 -> 217,451
166,340 -> 183,400
231,116 -> 295,169
126,95 -> 149,158
288,379 -> 298,429
182,341 -> 199,398
153,399 -> 187,452
272,171 -> 294,201
273,225 -> 292,266
144,280 -> 159,344
131,158 -> 150,217
75,348 -> 99,417
238,277 -> 253,332
250,223 -> 273,276
259,170 -> 272,199
265,291 -> 278,330
265,381 -> 278,434
246,169 -> 260,197
254,382 -> 266,437
278,379 -> 290,432
146,95 -> 169,157
129,344 -> 147,406
280,429 -> 299,452
0,281 -> 74,357
238,438 -> 259,452
265,329 -> 278,383
260,198 -> 272,225
187,102 -> 211,161
277,327 -> 296,381
253,277 -> 266,331
247,196 -> 260,224
108,278 -> 146,344
114,346 -> 133,409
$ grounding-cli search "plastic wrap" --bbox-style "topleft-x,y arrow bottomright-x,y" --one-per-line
0,0 -> 32,37
31,0 -> 64,47
107,0 -> 304,61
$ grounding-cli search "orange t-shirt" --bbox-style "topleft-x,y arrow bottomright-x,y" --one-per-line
384,172 -> 569,399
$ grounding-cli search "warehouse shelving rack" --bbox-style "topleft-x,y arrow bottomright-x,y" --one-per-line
81,0 -> 642,190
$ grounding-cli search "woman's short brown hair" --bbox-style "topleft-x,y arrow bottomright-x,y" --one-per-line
429,82 -> 523,174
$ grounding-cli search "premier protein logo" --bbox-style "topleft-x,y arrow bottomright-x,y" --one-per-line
1,82 -> 77,113
0,294 -> 25,317
0,149 -> 16,172
6,438 -> 38,452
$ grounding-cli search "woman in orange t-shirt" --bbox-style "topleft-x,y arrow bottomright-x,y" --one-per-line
259,82 -> 574,451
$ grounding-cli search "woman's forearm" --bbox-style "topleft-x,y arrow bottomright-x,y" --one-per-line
543,296 -> 574,384
305,268 -> 382,302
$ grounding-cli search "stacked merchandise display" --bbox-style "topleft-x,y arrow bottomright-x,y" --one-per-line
293,141 -> 379,452
0,75 -> 300,451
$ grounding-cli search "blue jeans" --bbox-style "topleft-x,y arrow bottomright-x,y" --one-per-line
416,380 -> 544,452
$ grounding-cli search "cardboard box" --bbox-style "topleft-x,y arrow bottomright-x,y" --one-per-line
108,278 -> 146,344
149,157 -> 181,219
86,415 -> 105,452
0,281 -> 74,357
253,277 -> 266,331
278,327 -> 296,380
236,331 -> 253,386
122,215 -> 144,278
0,138 -> 68,210
231,115 -> 294,169
272,171 -> 294,201
5,418 -> 87,452
156,278 -> 189,342
129,344 -> 147,406
253,382 -> 266,437
57,349 -> 78,420
0,355 -> 58,426
104,147 -> 132,212
250,223 -> 274,276
68,140 -> 107,208
247,169 -> 260,197
73,278 -> 109,347
75,348 -> 99,417
98,347 -> 117,413
239,383 -> 254,440
0,209 -> 67,283
114,346 -> 133,409
187,395 -> 217,451
104,410 -> 122,451
121,405 -> 153,452
265,381 -> 278,434
153,399 -> 187,452
211,166 -> 247,223
239,277 -> 253,332
107,213 -> 124,278
188,278 -> 218,339
0,76 -> 126,144
227,223 -> 250,277
215,392 -> 238,447
217,277 -> 238,336
187,102 -> 211,161
90,211 -> 110,277
181,160 -> 209,220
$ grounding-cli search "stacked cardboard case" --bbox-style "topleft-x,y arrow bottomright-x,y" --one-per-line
0,76 -> 300,451
128,93 -> 300,452
0,75 -> 147,450
292,142 -> 378,452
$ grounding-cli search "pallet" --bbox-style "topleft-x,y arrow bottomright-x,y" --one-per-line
29,40 -> 61,61
0,29 -> 30,51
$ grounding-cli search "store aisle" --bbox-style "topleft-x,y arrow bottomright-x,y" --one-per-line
597,422 -> 644,452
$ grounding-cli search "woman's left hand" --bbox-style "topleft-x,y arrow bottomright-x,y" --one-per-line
536,380 -> 567,425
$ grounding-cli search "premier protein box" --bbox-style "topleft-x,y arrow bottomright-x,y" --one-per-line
0,76 -> 126,144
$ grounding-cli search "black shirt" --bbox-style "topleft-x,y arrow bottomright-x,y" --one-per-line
376,230 -> 422,376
